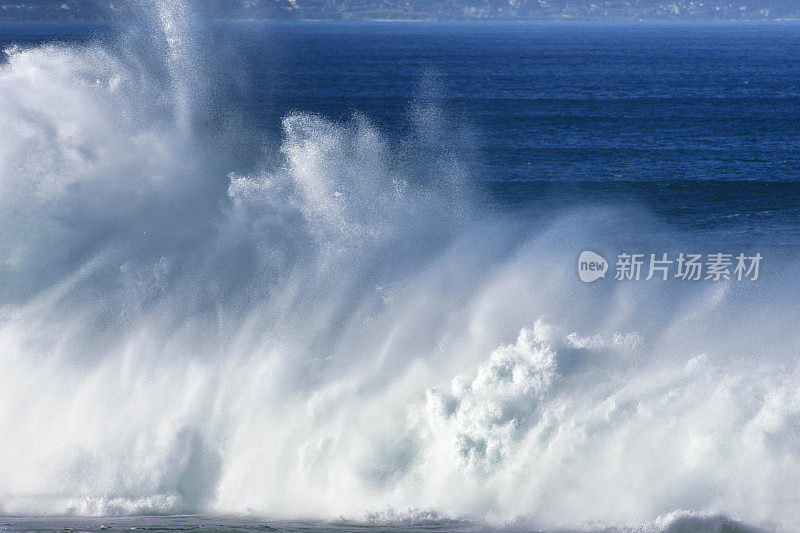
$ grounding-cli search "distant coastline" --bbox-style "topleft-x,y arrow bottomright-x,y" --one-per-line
2,0 -> 799,22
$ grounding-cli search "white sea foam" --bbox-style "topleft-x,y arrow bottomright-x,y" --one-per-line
1,3 -> 800,532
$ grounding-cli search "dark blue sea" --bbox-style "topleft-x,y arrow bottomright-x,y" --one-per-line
3,20 -> 800,244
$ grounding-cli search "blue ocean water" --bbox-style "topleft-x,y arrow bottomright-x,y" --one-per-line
3,20 -> 799,244
3,14 -> 800,533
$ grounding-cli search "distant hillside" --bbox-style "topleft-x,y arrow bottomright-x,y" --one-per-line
2,0 -> 799,21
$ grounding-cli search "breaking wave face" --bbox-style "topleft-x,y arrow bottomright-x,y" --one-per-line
3,3 -> 800,532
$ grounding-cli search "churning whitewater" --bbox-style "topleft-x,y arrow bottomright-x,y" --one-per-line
2,2 -> 800,531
